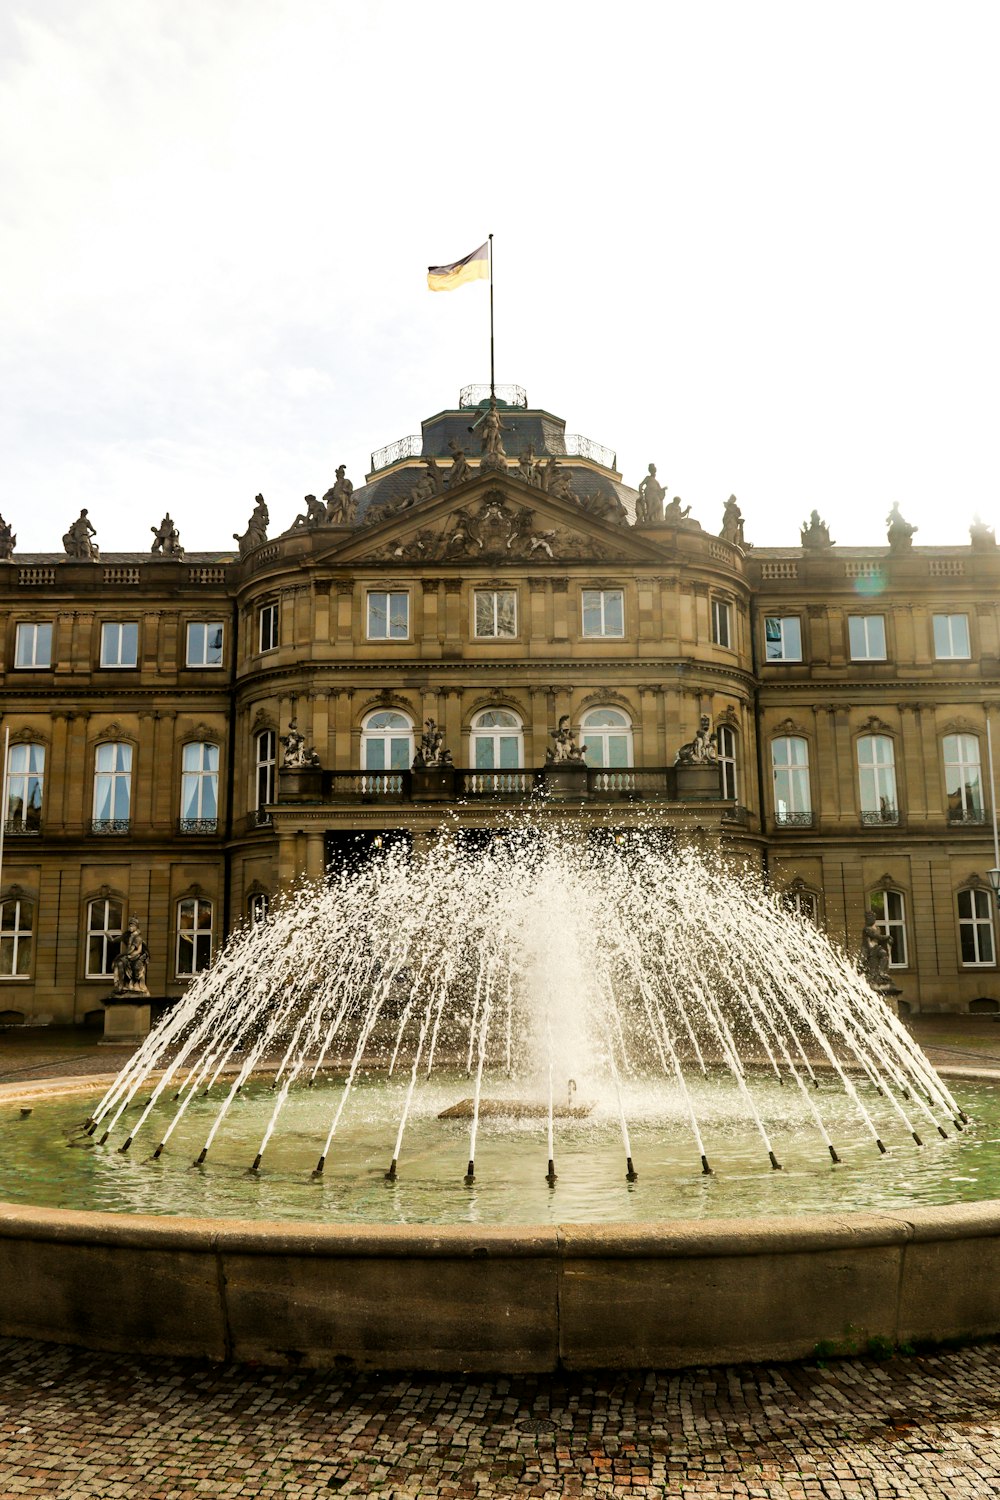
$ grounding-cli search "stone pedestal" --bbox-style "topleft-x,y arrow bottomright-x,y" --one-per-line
100,1000 -> 152,1045
411,767 -> 456,802
675,763 -> 723,802
538,762 -> 589,801
279,766 -> 323,803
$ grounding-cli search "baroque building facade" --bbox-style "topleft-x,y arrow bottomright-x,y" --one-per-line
0,385 -> 997,1025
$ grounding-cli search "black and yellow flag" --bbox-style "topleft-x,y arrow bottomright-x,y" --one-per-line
427,241 -> 489,292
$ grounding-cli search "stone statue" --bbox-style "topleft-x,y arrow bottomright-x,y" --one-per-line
446,439 -> 471,489
234,495 -> 269,557
719,496 -> 745,547
800,510 -> 834,549
150,513 -> 183,556
663,495 -> 692,526
517,444 -> 542,487
859,909 -> 899,995
580,489 -> 629,526
323,465 -> 355,525
0,514 -> 16,560
541,457 -> 575,501
886,502 -> 917,551
280,719 -> 321,770
674,714 -> 718,766
476,399 -> 509,473
405,471 -> 437,506
636,464 -> 666,524
112,915 -> 150,997
63,508 -> 99,560
291,494 -> 326,529
545,715 -> 586,764
970,514 -> 996,550
412,718 -> 453,770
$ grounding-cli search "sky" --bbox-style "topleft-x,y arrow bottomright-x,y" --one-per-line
1,1 -> 998,554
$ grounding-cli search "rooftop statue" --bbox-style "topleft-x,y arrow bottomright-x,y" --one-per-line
291,494 -> 326,529
446,439 -> 471,489
412,718 -> 453,770
541,456 -> 576,501
545,715 -> 587,765
150,512 -> 183,557
674,714 -> 718,767
580,488 -> 629,526
663,494 -> 692,526
112,915 -> 150,998
719,495 -> 746,547
886,501 -> 917,552
234,495 -> 269,557
970,513 -> 996,550
800,509 -> 834,549
323,465 -> 356,525
517,443 -> 543,487
635,463 -> 665,524
280,719 -> 321,770
63,508 -> 99,561
475,398 -> 510,474
0,513 -> 16,561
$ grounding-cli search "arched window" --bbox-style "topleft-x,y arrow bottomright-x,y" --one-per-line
958,889 -> 995,967
5,743 -> 44,832
868,889 -> 908,967
180,742 -> 219,832
176,897 -> 213,976
0,898 -> 33,977
361,710 -> 413,772
86,897 -> 124,978
581,708 -> 633,769
254,729 -> 276,811
247,891 -> 269,925
92,742 -> 132,832
771,737 -> 811,825
782,887 -> 818,923
857,735 -> 898,824
943,734 -> 983,823
717,724 -> 738,800
470,709 -> 523,770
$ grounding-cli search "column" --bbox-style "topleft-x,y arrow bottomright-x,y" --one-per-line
638,685 -> 660,767
153,711 -> 177,830
136,710 -> 157,831
443,580 -> 462,648
313,581 -> 331,646
64,712 -> 89,835
527,580 -> 546,650
336,585 -> 354,646
306,833 -> 325,880
421,580 -> 441,656
310,690 -> 331,767
333,689 -> 354,770
551,579 -> 569,642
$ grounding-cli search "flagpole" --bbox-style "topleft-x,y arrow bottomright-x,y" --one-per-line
488,233 -> 495,403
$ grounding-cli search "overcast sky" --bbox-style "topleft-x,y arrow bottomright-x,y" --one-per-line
1,1 -> 997,554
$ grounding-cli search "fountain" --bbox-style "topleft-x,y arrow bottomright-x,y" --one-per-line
2,829 -> 999,1372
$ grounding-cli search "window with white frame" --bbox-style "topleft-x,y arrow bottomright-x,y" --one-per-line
782,887 -> 818,923
848,615 -> 887,661
470,709 -> 523,769
581,708 -> 633,768
254,729 -> 276,811
258,602 -> 279,654
86,897 -> 124,978
100,621 -> 138,668
764,616 -> 802,662
581,589 -> 624,638
367,591 -> 409,640
771,736 -> 811,824
186,622 -> 224,667
717,724 -> 738,800
868,889 -> 908,967
247,892 -> 269,925
176,897 -> 213,976
5,743 -> 44,831
180,742 -> 219,831
0,898 -> 33,977
933,614 -> 971,660
92,742 -> 132,829
711,599 -> 732,649
943,733 -> 983,823
14,622 -> 52,669
857,735 -> 898,824
361,710 -> 413,772
474,589 -> 517,639
958,889 -> 995,967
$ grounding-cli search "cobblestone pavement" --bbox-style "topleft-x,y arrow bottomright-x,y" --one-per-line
3,1338 -> 1000,1499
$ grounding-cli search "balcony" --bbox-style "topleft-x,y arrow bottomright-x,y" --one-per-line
860,808 -> 899,827
3,819 -> 41,837
179,817 -> 219,835
90,819 -> 130,836
948,807 -> 987,826
774,810 -> 813,828
310,767 -> 734,808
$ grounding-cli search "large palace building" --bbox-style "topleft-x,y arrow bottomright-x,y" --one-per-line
1,383 -> 997,1025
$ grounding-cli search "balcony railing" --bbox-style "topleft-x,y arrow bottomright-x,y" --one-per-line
310,767 -> 736,808
90,819 -> 130,836
860,808 -> 899,826
179,817 -> 219,835
327,772 -> 409,802
948,807 -> 986,825
458,771 -> 536,798
3,820 -> 41,837
774,810 -> 813,828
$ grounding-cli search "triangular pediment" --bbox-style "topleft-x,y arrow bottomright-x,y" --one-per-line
310,471 -> 670,567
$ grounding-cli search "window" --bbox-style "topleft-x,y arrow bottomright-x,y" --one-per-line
367,591 -> 409,640
857,735 -> 898,824
764,616 -> 802,662
92,742 -> 132,831
247,892 -> 269,925
14,623 -> 52,669
848,615 -> 887,661
255,729 -> 276,812
6,743 -> 44,832
943,734 -> 983,823
711,599 -> 732,649
258,602 -> 279,653
186,622 -> 224,667
782,888 -> 818,923
474,589 -> 517,639
100,621 -> 138,668
0,898 -> 33,977
176,898 -> 213,976
869,889 -> 908,967
470,709 -> 523,769
581,708 -> 633,769
717,724 -> 738,800
958,889 -> 995,967
180,742 -> 219,831
86,897 -> 124,978
582,589 -> 624,638
933,614 -> 971,660
771,736 -> 811,824
361,710 -> 413,772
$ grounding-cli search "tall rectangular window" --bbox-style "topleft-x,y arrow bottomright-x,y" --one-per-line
711,599 -> 732,648
100,621 -> 138,668
0,898 -> 33,977
474,589 -> 517,638
868,889 -> 908,967
858,735 -> 898,824
258,603 -> 279,653
255,729 -> 276,812
764,616 -> 802,662
180,742 -> 219,832
771,736 -> 811,824
958,889 -> 995,967
186,622 -> 224,667
176,898 -> 213,976
92,742 -> 132,831
14,623 -> 52,669
943,734 -> 983,823
86,897 -> 124,978
6,744 -> 44,832
933,614 -> 971,659
848,615 -> 887,661
581,589 -> 624,638
367,591 -> 409,640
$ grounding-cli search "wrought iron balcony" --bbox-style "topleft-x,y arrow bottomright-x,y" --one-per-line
250,807 -> 273,830
3,819 -> 41,837
774,810 -> 813,828
948,807 -> 986,825
179,817 -> 219,835
90,819 -> 130,836
860,808 -> 900,826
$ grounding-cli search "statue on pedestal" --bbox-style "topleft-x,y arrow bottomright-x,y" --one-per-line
886,502 -> 917,551
859,909 -> 899,995
280,719 -> 321,769
674,715 -> 718,766
663,495 -> 692,526
970,514 -> 996,550
545,716 -> 586,764
234,495 -> 269,557
0,514 -> 16,560
635,464 -> 666,524
150,513 -> 183,556
412,719 -> 453,770
446,439 -> 471,489
63,509 -> 99,560
291,494 -> 326,529
719,495 -> 746,547
112,916 -> 150,997
476,399 -> 509,474
323,466 -> 356,525
800,510 -> 834,549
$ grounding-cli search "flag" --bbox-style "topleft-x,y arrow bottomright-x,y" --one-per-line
427,241 -> 489,292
